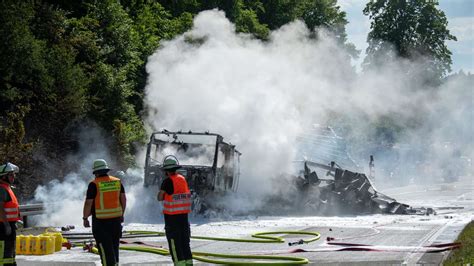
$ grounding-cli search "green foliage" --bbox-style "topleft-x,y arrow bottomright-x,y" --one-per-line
295,0 -> 358,57
444,221 -> 474,265
86,1 -> 141,68
113,118 -> 146,166
0,1 -> 147,175
155,0 -> 354,51
0,2 -> 47,105
259,0 -> 298,29
235,8 -> 269,39
0,2 -> 88,150
258,0 -> 357,57
122,1 -> 193,113
156,0 -> 201,17
202,0 -> 271,39
0,106 -> 34,162
71,1 -> 147,167
363,0 -> 456,82
0,106 -> 36,200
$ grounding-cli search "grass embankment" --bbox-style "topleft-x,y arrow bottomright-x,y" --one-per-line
444,221 -> 474,265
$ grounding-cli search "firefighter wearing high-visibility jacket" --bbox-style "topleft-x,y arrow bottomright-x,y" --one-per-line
83,159 -> 126,266
158,155 -> 193,266
0,162 -> 20,266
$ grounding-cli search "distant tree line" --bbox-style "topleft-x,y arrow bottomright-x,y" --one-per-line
0,0 -> 458,199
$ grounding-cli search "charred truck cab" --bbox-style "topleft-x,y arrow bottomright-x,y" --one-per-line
144,130 -> 241,212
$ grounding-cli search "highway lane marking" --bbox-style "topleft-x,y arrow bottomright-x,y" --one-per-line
402,219 -> 452,264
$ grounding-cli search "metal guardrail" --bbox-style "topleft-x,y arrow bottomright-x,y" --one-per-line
19,203 -> 45,227
20,203 -> 45,216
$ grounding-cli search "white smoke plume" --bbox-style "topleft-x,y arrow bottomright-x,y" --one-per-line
30,124 -> 159,226
145,10 -> 354,196
144,10 -> 472,210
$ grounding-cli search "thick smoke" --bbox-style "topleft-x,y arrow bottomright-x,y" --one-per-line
145,10 -> 355,196
31,124 -> 159,226
144,10 -> 472,212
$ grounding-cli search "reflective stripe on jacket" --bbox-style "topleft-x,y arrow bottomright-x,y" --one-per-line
92,176 -> 123,219
163,174 -> 192,215
0,182 -> 20,222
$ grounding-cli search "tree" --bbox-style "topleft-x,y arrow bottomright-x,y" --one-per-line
155,0 -> 201,17
122,1 -> 193,113
363,0 -> 456,83
0,106 -> 36,200
294,0 -> 358,57
259,0 -> 357,57
82,0 -> 146,166
235,8 -> 269,39
0,1 -> 88,155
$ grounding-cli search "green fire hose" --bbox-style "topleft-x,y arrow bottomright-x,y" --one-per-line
126,230 -> 320,244
76,230 -> 320,265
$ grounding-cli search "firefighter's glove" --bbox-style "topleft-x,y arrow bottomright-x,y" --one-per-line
3,222 -> 11,236
83,218 -> 90,228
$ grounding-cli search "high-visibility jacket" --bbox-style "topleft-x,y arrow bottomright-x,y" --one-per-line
0,182 -> 20,222
163,174 -> 192,215
92,176 -> 123,219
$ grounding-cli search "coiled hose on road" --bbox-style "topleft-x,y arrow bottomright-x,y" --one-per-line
71,230 -> 320,265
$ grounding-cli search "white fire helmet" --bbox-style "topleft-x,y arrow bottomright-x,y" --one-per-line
0,162 -> 19,176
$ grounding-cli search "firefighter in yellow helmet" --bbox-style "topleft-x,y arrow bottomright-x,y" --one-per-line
157,155 -> 193,265
0,162 -> 20,266
83,159 -> 126,266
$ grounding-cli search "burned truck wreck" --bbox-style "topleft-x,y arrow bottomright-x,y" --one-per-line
278,124 -> 434,215
144,130 -> 241,213
293,160 -> 433,215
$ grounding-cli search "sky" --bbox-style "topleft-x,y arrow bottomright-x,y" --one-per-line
339,0 -> 474,74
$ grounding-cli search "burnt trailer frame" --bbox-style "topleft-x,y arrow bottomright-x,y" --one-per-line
297,160 -> 434,215
144,130 -> 241,210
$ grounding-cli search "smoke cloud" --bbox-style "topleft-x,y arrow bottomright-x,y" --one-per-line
145,10 -> 354,196
144,10 -> 472,211
31,124 -> 159,226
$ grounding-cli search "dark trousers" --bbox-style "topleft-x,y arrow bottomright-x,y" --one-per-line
0,222 -> 16,266
165,215 -> 192,265
92,218 -> 122,266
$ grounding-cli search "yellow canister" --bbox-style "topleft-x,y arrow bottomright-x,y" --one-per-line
29,235 -> 41,255
15,235 -> 23,255
39,235 -> 54,255
19,234 -> 29,255
48,235 -> 55,254
54,232 -> 63,252
44,232 -> 62,252
23,235 -> 33,255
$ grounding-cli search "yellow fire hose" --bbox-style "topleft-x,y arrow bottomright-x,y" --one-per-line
75,230 -> 320,265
